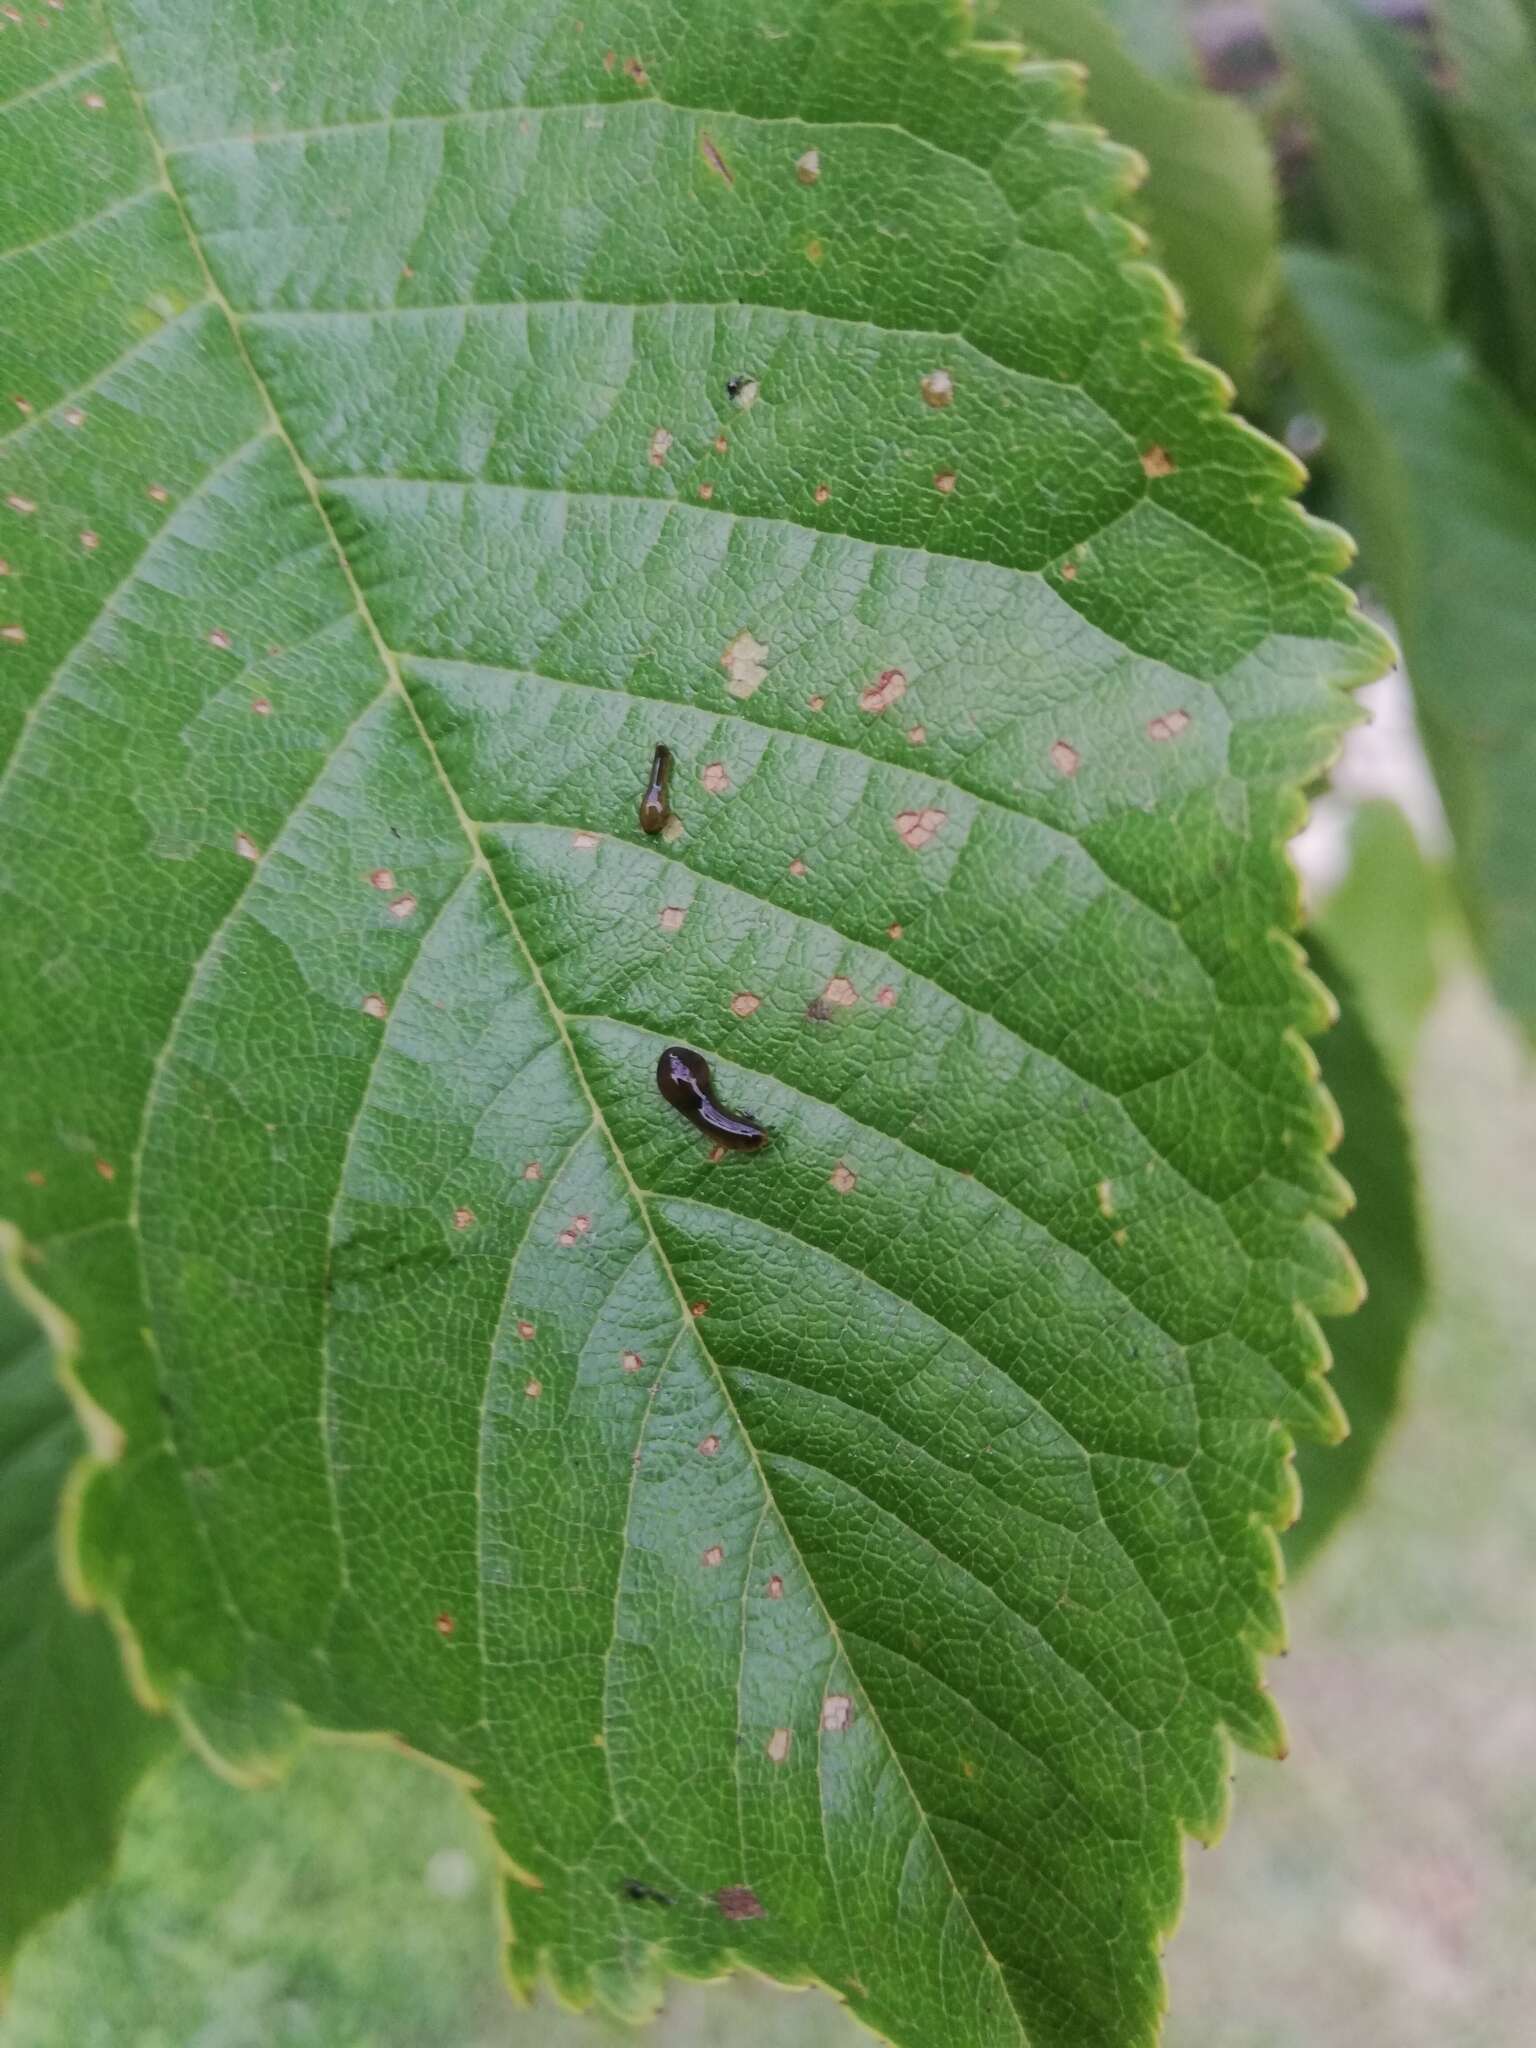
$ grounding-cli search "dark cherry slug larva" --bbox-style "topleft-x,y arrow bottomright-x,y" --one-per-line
639,743 -> 673,835
656,1046 -> 769,1151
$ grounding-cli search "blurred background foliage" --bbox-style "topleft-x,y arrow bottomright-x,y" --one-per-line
5,1 -> 1535,2042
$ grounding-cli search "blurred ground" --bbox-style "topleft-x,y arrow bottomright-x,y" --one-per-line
4,950 -> 1532,2048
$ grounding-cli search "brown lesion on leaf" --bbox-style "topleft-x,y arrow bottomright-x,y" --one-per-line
730,992 -> 761,1017
701,1544 -> 725,1568
570,831 -> 599,851
659,904 -> 687,933
795,148 -> 820,184
822,976 -> 857,1007
360,993 -> 388,1020
516,1320 -> 536,1341
250,695 -> 271,714
1050,740 -> 1080,777
893,807 -> 946,851
557,1214 -> 592,1248
715,1885 -> 765,1920
875,985 -> 898,1008
829,1162 -> 857,1194
812,483 -> 830,505
698,132 -> 733,184
821,1693 -> 854,1732
700,761 -> 731,794
434,1612 -> 456,1637
1146,709 -> 1191,743
621,1350 -> 645,1373
522,1161 -> 543,1181
766,1575 -> 784,1599
388,892 -> 417,919
919,369 -> 954,409
370,868 -> 396,891
452,1206 -> 475,1231
622,55 -> 649,86
647,426 -> 673,466
721,630 -> 767,700
698,1434 -> 721,1456
524,1379 -> 542,1399
1140,444 -> 1176,478
233,831 -> 260,861
765,1728 -> 792,1764
905,724 -> 926,746
933,470 -> 957,494
858,668 -> 906,715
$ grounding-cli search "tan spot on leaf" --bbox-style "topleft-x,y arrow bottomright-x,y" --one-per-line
821,1693 -> 854,1732
207,628 -> 232,651
434,1613 -> 456,1636
570,830 -> 599,850
5,495 -> 36,515
859,667 -> 906,714
689,1299 -> 709,1318
701,1544 -> 725,1568
9,397 -> 31,416
698,1434 -> 721,1456
62,408 -> 86,429
766,1574 -> 785,1599
1140,444 -> 1176,478
524,1379 -> 542,1399
233,831 -> 260,861
698,131 -> 733,184
721,629 -> 767,700
1096,1178 -> 1117,1219
388,893 -> 417,919
919,369 -> 954,408
146,483 -> 169,504
1050,740 -> 1080,777
875,985 -> 898,1008
887,922 -> 903,940
894,807 -> 946,851
1060,559 -> 1079,580
661,814 -> 686,843
369,868 -> 396,891
516,1321 -> 536,1341
81,91 -> 106,110
522,1161 -> 543,1181
452,1206 -> 476,1231
807,695 -> 825,713
78,530 -> 100,551
766,1728 -> 792,1764
706,1144 -> 726,1164
804,237 -> 824,264
906,724 -> 926,746
94,1158 -> 116,1182
812,483 -> 829,505
24,1171 -> 45,1188
795,148 -> 820,184
621,1350 -> 645,1373
730,991 -> 760,1017
659,904 -> 687,933
1147,709 -> 1191,743
696,481 -> 714,501
647,426 -> 673,466
933,470 -> 957,493
728,375 -> 760,410
1,625 -> 25,644
360,993 -> 388,1020
622,55 -> 648,85
700,761 -> 731,795
822,976 -> 857,1007
714,433 -> 729,453
829,1162 -> 857,1195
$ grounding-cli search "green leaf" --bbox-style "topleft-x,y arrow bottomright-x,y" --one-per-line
1286,939 -> 1427,1573
977,0 -> 1280,376
1282,249 -> 1536,1041
1439,0 -> 1536,409
0,2 -> 1386,2041
1314,798 -> 1443,1074
1266,0 -> 1446,322
0,1251 -> 170,1975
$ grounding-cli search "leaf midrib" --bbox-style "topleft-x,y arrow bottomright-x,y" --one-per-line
98,13 -> 1031,2027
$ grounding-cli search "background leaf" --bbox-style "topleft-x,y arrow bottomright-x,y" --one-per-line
1282,248 -> 1536,1041
979,0 -> 1280,375
1439,0 -> 1536,409
1287,938 -> 1427,1572
1314,798 -> 1443,1075
0,1253 -> 170,1975
1266,0 -> 1446,322
0,2 -> 1385,2039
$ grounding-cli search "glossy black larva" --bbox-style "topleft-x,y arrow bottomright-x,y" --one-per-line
639,743 -> 672,834
656,1046 -> 769,1151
